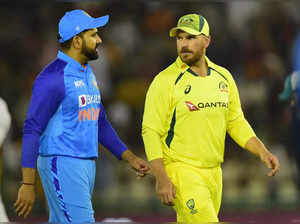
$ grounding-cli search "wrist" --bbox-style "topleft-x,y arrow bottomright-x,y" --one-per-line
259,148 -> 270,158
121,149 -> 136,163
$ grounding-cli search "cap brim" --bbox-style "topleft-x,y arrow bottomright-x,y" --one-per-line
89,15 -> 109,29
169,26 -> 202,37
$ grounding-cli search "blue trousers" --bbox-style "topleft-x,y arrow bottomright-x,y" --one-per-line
37,156 -> 96,223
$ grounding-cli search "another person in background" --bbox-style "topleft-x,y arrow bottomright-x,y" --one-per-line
14,9 -> 150,223
0,97 -> 11,222
142,14 -> 280,223
279,31 -> 300,190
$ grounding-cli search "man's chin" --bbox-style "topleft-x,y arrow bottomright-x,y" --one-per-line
180,57 -> 193,65
88,53 -> 99,61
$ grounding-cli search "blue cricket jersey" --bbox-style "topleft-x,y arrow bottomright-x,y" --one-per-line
22,51 -> 127,168
293,33 -> 300,108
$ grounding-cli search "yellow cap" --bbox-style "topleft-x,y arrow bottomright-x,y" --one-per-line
169,14 -> 209,37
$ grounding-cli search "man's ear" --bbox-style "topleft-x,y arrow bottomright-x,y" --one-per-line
204,35 -> 211,48
72,35 -> 82,49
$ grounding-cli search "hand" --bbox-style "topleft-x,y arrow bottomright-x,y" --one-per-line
14,184 -> 35,218
260,151 -> 280,176
129,156 -> 151,180
121,150 -> 151,179
155,174 -> 176,206
245,137 -> 280,177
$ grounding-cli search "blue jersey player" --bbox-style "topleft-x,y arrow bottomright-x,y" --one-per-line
279,32 -> 300,191
14,9 -> 151,222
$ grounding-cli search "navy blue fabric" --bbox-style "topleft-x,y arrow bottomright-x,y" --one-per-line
22,59 -> 66,168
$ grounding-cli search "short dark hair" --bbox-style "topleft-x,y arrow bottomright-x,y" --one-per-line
57,30 -> 87,50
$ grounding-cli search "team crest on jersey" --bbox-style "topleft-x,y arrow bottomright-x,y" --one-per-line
219,81 -> 228,92
91,75 -> 99,89
184,85 -> 191,94
185,101 -> 199,111
186,199 -> 198,214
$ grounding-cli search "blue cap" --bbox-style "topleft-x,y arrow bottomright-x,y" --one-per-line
58,9 -> 109,43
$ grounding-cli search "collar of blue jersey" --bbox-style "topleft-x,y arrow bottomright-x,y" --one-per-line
175,55 -> 213,72
57,51 -> 89,73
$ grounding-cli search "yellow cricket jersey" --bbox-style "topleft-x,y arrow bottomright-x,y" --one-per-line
142,56 -> 256,168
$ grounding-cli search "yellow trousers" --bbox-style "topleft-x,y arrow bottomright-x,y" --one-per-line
166,162 -> 222,223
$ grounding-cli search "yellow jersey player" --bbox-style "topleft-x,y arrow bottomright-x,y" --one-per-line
142,14 -> 280,223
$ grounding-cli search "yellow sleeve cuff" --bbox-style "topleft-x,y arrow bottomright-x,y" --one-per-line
227,116 -> 256,148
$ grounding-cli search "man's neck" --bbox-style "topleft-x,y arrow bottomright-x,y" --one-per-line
190,56 -> 208,77
62,49 -> 87,65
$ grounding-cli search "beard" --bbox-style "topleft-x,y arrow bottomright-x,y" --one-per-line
178,47 -> 203,66
81,40 -> 99,61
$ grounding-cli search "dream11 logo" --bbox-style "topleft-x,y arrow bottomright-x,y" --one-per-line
78,95 -> 100,121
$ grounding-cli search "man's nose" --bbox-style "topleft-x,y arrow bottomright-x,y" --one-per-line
97,35 -> 102,44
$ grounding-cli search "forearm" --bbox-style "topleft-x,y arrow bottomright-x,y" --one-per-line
121,149 -> 135,163
244,136 -> 280,176
150,158 -> 168,179
244,136 -> 269,158
22,167 -> 36,184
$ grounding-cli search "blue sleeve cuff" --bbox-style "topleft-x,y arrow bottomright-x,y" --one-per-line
21,131 -> 40,168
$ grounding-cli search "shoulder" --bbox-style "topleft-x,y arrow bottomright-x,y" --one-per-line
208,58 -> 235,83
33,58 -> 67,93
152,60 -> 184,86
38,58 -> 67,80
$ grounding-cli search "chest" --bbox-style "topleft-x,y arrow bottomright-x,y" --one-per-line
172,72 -> 230,116
64,71 -> 101,113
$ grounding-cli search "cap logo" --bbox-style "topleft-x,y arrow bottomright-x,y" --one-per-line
180,17 -> 194,26
76,26 -> 80,31
179,16 -> 198,30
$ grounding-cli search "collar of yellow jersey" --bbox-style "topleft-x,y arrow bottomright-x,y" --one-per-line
175,55 -> 213,72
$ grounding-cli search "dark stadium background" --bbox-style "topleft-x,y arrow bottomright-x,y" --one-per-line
1,0 -> 300,223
